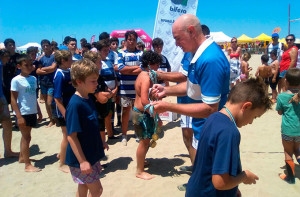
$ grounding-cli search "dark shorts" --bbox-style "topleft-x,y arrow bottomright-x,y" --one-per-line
269,73 -> 280,90
98,118 -> 105,132
54,117 -> 66,127
22,114 -> 37,127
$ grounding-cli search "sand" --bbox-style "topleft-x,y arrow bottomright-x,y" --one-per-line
1,54 -> 300,197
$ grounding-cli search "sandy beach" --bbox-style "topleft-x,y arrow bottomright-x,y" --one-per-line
1,54 -> 300,197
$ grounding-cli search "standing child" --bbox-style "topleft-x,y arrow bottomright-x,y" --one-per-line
276,68 -> 300,184
134,51 -> 162,180
269,49 -> 280,103
53,50 -> 75,173
186,77 -> 272,196
255,55 -> 272,90
10,54 -> 41,172
65,59 -> 105,196
240,52 -> 252,81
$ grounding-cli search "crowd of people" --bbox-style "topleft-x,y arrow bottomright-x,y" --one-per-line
0,13 -> 300,196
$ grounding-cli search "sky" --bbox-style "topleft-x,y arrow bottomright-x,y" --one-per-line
0,0 -> 299,46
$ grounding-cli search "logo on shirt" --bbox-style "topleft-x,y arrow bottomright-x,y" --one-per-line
171,0 -> 188,6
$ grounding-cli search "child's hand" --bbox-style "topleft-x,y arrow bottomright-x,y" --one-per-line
103,142 -> 109,151
289,93 -> 299,105
243,170 -> 259,185
80,161 -> 92,174
152,100 -> 170,113
151,84 -> 166,99
17,117 -> 26,127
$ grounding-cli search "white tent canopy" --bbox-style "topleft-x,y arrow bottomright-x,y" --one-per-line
17,42 -> 41,50
210,32 -> 232,43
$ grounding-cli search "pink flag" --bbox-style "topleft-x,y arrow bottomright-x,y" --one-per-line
90,35 -> 96,44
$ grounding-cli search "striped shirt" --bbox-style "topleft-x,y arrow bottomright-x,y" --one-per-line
100,59 -> 117,90
118,49 -> 143,98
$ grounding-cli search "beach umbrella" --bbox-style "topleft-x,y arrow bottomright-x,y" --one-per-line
254,33 -> 272,42
237,34 -> 254,42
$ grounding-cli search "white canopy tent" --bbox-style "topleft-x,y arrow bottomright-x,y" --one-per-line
17,42 -> 41,51
210,32 -> 232,43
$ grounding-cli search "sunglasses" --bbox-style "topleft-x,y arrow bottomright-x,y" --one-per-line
231,41 -> 237,43
286,39 -> 294,42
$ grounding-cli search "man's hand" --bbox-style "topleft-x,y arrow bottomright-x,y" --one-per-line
80,161 -> 92,174
289,93 -> 299,105
152,100 -> 171,114
151,84 -> 166,99
243,170 -> 259,185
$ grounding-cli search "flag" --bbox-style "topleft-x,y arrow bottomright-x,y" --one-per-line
153,0 -> 198,71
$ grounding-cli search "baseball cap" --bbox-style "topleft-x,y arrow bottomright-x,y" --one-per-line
272,33 -> 279,38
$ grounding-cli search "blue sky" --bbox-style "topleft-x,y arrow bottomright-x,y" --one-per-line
0,0 -> 299,46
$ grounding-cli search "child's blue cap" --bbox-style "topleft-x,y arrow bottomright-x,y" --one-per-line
272,33 -> 279,38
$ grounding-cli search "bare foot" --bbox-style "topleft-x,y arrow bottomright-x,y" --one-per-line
4,151 -> 19,158
56,153 -> 60,159
136,172 -> 155,180
25,165 -> 41,172
46,121 -> 55,128
59,165 -> 70,173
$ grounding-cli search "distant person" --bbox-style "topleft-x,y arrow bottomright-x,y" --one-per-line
186,77 -> 272,196
265,33 -> 283,64
226,37 -> 242,87
58,36 -> 71,50
3,38 -> 19,105
110,37 -> 119,53
51,41 -> 58,53
152,37 -> 171,86
96,40 -> 118,140
276,68 -> 300,184
269,49 -> 280,103
11,54 -> 41,172
36,39 -> 56,127
240,52 -> 252,81
53,50 -> 75,173
278,34 -> 298,93
82,43 -> 91,56
0,49 -> 18,158
255,55 -> 272,90
65,59 -> 105,196
136,41 -> 145,51
67,38 -> 82,61
79,38 -> 87,56
118,40 -> 126,52
118,30 -> 143,146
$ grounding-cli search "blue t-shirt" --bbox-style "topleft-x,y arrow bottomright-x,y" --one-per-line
53,68 -> 75,118
186,112 -> 241,197
65,94 -> 105,168
118,49 -> 143,98
177,52 -> 191,104
187,39 -> 230,140
72,53 -> 82,61
39,54 -> 55,87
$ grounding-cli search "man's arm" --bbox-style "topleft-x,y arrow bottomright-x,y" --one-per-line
157,71 -> 187,83
36,62 -> 57,75
153,101 -> 219,118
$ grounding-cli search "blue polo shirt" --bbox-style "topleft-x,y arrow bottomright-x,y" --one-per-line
39,54 -> 55,87
177,52 -> 191,104
187,38 -> 230,140
186,112 -> 242,197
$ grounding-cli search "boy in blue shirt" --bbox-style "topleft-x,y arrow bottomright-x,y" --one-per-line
11,54 -> 41,172
186,78 -> 272,197
66,59 -> 105,196
53,50 -> 75,173
276,68 -> 300,184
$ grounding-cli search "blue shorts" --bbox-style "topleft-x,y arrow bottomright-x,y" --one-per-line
279,70 -> 287,78
40,84 -> 54,96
